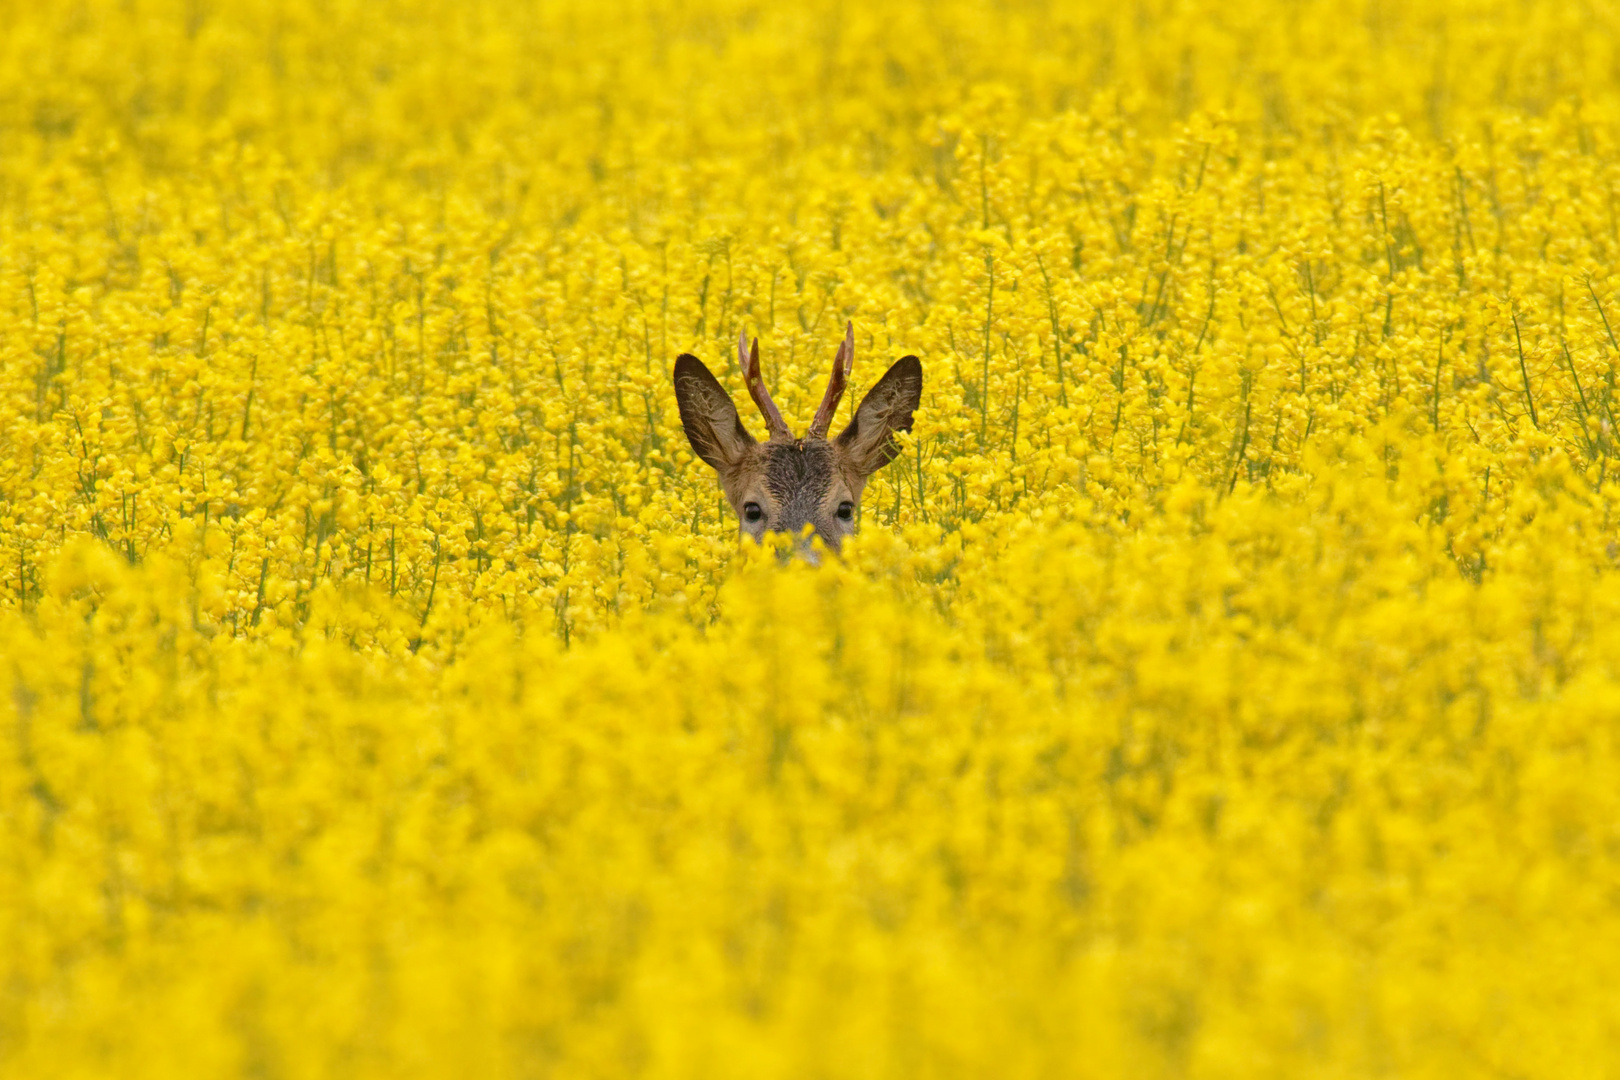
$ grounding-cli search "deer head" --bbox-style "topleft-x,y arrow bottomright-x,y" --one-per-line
673,323 -> 923,557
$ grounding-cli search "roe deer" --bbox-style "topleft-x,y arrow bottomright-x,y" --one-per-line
673,323 -> 922,557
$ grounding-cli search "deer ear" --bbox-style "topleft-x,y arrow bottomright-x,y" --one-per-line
674,354 -> 755,470
836,355 -> 922,477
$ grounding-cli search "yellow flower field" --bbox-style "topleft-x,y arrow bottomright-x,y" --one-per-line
3,0 -> 1620,1075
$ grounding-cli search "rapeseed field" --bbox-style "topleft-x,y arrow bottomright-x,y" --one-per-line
3,0 -> 1619,1075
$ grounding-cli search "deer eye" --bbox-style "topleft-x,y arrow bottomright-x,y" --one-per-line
836,501 -> 854,522
742,502 -> 764,524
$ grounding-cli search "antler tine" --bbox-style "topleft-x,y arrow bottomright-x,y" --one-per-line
808,321 -> 855,440
739,329 -> 793,442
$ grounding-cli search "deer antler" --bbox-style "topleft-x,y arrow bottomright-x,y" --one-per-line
739,330 -> 793,442
808,321 -> 854,440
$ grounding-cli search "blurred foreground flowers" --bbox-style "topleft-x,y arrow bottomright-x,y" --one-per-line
3,0 -> 1620,1075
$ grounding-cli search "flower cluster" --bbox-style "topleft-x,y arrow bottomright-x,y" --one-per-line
2,0 -> 1619,1075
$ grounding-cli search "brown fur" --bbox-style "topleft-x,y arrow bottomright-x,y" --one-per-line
673,344 -> 922,555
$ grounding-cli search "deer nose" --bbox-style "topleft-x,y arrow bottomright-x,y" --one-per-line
771,523 -> 828,564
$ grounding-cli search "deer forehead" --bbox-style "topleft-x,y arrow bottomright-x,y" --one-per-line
738,442 -> 851,507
